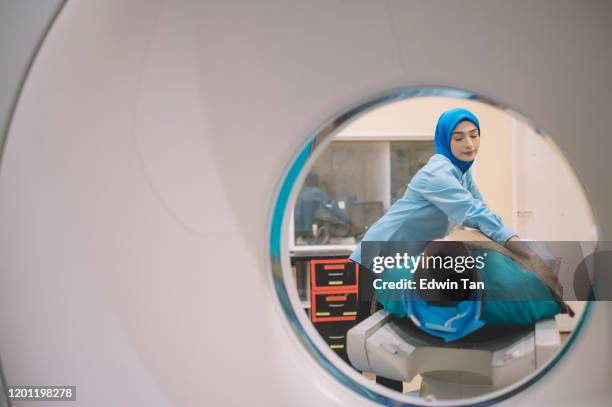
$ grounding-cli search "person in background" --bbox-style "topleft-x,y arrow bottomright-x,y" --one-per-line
294,171 -> 349,243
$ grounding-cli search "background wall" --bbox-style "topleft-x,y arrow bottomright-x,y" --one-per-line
515,120 -> 597,241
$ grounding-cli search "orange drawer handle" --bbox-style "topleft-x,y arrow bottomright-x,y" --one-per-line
325,295 -> 347,302
324,264 -> 345,270
313,316 -> 356,322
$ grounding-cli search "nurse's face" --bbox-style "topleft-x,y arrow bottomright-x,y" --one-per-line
450,120 -> 480,162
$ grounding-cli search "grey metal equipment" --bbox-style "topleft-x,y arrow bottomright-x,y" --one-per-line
347,310 -> 561,399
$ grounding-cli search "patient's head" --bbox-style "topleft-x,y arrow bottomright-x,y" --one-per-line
414,240 -> 478,306
305,171 -> 320,187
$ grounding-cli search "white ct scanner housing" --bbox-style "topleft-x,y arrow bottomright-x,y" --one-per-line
0,1 -> 611,406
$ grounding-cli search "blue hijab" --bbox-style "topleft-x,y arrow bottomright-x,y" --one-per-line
434,108 -> 480,173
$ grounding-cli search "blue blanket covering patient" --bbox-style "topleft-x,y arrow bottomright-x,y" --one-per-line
375,242 -> 561,342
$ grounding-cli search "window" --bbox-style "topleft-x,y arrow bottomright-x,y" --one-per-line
293,139 -> 434,247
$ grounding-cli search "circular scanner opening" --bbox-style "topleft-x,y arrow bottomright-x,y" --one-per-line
271,88 -> 598,406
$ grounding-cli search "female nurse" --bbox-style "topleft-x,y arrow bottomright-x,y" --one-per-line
349,107 -> 561,391
350,108 -> 561,299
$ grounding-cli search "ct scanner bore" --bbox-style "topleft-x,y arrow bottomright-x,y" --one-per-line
272,88 -> 596,405
0,1 -> 611,406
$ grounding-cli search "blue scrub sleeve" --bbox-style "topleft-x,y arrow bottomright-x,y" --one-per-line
410,165 -> 515,245
465,171 -> 484,201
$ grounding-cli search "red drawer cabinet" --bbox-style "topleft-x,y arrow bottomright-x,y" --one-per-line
295,256 -> 361,363
311,290 -> 358,322
309,258 -> 359,291
313,321 -> 355,361
310,258 -> 360,324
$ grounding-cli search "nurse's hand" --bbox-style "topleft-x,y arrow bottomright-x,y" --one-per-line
505,236 -> 563,298
526,254 -> 564,299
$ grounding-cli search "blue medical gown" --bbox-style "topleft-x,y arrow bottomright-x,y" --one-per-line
379,249 -> 561,342
349,154 -> 515,267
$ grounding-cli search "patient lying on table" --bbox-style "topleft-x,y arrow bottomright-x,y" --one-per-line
375,230 -> 565,342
